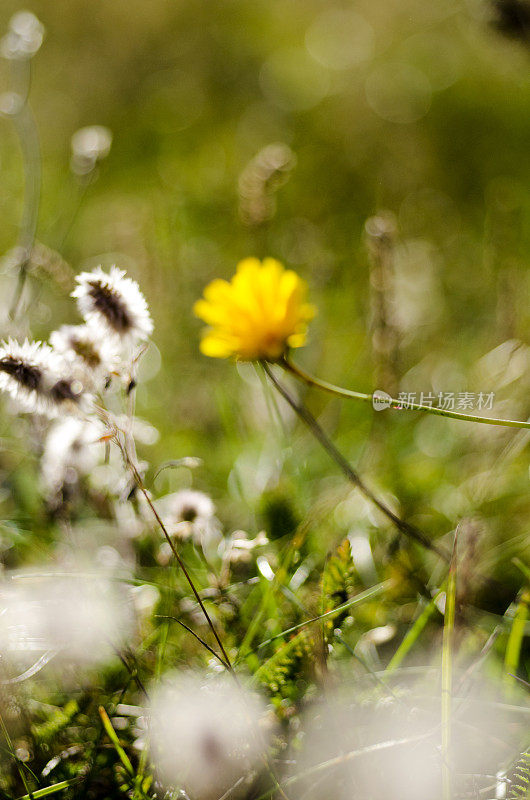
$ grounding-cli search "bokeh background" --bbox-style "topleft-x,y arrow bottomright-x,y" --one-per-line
1,0 -> 529,639
0,3 -> 529,798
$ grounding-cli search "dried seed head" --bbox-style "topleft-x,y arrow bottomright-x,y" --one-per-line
0,339 -> 89,417
50,324 -> 120,387
148,673 -> 267,799
155,489 -> 217,544
40,416 -> 104,504
72,266 -> 153,343
0,575 -> 135,666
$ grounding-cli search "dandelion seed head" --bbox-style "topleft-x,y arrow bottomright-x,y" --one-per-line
148,673 -> 267,798
72,266 -> 153,342
0,339 -> 88,417
0,11 -> 45,60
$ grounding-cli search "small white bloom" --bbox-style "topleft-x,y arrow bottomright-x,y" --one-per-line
155,489 -> 217,544
148,673 -> 267,798
0,11 -> 44,60
0,339 -> 88,418
50,324 -> 120,387
72,266 -> 153,342
164,489 -> 215,523
70,126 -> 112,175
40,416 -> 104,503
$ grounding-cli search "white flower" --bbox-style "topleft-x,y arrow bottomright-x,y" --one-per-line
164,489 -> 215,523
72,266 -> 153,342
148,673 -> 267,798
0,575 -> 135,666
50,324 -> 120,387
155,489 -> 217,544
0,12 -> 44,60
0,339 -> 88,418
70,126 -> 112,175
40,416 -> 105,503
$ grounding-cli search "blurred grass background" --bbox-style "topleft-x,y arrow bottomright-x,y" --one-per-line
0,5 -> 528,797
0,0 -> 529,595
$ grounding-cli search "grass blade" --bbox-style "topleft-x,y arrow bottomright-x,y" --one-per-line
442,533 -> 458,800
15,782 -> 75,800
98,706 -> 135,777
504,589 -> 529,695
386,588 -> 444,674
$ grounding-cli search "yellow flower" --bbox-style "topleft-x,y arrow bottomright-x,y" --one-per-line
194,257 -> 316,361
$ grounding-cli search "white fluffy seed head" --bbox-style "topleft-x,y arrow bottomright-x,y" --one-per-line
40,416 -> 105,503
155,489 -> 218,545
0,575 -> 135,667
295,679 -> 528,800
162,489 -> 215,524
148,673 -> 267,799
72,266 -> 153,343
0,339 -> 89,418
50,323 -> 120,387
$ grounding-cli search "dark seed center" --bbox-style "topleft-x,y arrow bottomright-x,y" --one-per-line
72,338 -> 102,369
88,281 -> 132,333
200,732 -> 224,763
50,380 -> 80,404
180,505 -> 198,523
0,357 -> 42,391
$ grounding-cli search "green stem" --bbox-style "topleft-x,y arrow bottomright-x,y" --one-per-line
385,587 -> 444,674
128,458 -> 233,672
441,534 -> 458,800
0,713 -> 34,799
283,357 -> 530,430
8,60 -> 41,321
503,589 -> 529,695
262,363 -> 449,561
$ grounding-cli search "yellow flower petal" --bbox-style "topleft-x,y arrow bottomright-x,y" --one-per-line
199,334 -> 236,358
195,258 -> 316,361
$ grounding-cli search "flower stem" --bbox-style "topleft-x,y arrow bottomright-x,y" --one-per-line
127,458 -> 234,672
8,60 -> 41,321
282,357 -> 530,430
441,532 -> 458,800
262,362 -> 449,561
